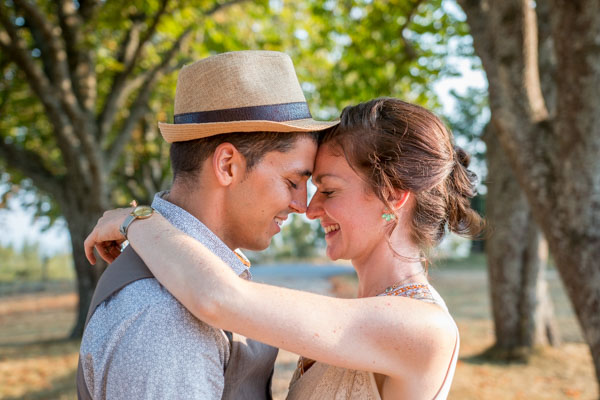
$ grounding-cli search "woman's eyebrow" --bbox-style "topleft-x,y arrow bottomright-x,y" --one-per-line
314,173 -> 341,184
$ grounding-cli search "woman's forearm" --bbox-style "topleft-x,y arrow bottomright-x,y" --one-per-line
125,214 -> 242,324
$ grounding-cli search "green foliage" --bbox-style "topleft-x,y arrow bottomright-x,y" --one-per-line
247,215 -> 326,263
447,86 -> 489,159
1,0 -> 478,259
245,0 -> 473,116
446,86 -> 489,201
274,214 -> 325,259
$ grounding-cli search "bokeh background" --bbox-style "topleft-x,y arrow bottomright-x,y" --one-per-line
1,0 -> 599,398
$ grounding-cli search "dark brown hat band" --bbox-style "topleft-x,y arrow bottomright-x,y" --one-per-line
174,102 -> 312,124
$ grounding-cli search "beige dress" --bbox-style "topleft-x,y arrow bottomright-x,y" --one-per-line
286,283 -> 459,400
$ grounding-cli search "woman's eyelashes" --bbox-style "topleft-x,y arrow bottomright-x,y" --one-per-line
287,179 -> 299,189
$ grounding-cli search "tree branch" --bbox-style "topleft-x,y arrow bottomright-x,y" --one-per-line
97,0 -> 170,140
550,0 -> 600,154
56,0 -> 96,112
0,10 -> 60,116
4,1 -> 100,181
398,0 -> 425,60
74,0 -> 102,23
535,0 -> 556,116
12,0 -> 85,125
0,10 -> 79,152
77,0 -> 102,22
16,1 -> 103,189
0,58 -> 10,115
205,0 -> 248,15
458,0 -> 554,203
522,0 -> 548,122
106,27 -> 193,170
135,0 -> 170,63
0,137 -> 62,197
0,10 -> 99,194
103,0 -> 250,169
459,0 -> 547,140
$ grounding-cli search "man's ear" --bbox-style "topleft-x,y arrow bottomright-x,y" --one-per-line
211,143 -> 246,186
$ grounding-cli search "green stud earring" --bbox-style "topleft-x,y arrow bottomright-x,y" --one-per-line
382,212 -> 396,222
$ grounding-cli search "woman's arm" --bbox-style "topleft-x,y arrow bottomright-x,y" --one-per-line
85,211 -> 456,380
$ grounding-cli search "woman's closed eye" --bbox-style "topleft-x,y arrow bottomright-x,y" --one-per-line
287,179 -> 299,189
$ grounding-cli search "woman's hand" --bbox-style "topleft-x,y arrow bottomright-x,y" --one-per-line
84,207 -> 134,265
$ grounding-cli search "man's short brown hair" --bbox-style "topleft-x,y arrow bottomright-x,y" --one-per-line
170,131 -> 321,184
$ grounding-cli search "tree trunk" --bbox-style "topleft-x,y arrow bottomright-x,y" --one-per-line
62,192 -> 108,338
458,0 -> 600,389
548,239 -> 600,386
484,122 -> 560,360
469,194 -> 486,254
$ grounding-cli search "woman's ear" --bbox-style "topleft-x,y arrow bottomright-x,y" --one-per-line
212,143 -> 246,186
392,191 -> 411,211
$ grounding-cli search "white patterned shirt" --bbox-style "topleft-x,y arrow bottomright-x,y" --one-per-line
80,192 -> 252,399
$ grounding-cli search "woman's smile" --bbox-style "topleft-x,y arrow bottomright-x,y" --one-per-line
323,224 -> 340,237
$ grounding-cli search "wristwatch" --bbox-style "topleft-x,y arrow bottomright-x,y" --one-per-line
119,205 -> 155,240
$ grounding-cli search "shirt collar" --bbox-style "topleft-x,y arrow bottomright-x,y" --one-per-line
151,191 -> 251,279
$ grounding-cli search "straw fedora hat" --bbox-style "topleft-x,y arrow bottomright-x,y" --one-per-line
158,51 -> 338,142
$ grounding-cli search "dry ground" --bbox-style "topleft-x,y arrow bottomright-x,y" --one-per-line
0,268 -> 597,399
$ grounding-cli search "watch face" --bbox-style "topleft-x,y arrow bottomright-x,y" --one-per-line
133,205 -> 154,217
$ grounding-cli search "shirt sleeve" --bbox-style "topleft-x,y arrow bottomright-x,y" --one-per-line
80,279 -> 230,399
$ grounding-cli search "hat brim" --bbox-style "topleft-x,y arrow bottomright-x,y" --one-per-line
158,118 -> 339,143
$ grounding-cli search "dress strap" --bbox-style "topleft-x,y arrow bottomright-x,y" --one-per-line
432,329 -> 458,400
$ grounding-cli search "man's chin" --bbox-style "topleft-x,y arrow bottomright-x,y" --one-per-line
242,237 -> 272,252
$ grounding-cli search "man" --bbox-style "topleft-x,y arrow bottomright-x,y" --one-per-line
77,50 -> 337,399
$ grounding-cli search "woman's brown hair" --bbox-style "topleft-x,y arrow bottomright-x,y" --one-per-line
321,97 -> 484,251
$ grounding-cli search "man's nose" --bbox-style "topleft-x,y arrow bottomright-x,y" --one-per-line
290,189 -> 308,214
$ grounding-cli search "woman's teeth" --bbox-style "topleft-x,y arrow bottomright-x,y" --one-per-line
324,224 -> 340,234
274,218 -> 283,227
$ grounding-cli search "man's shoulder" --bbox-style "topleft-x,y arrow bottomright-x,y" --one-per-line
92,277 -> 218,334
79,280 -> 231,400
85,244 -> 227,342
81,278 -> 230,365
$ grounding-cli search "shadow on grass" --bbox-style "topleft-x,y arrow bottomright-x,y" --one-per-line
460,344 -> 534,366
0,337 -> 80,362
3,367 -> 77,400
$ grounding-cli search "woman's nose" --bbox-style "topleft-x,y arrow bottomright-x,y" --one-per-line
306,195 -> 322,220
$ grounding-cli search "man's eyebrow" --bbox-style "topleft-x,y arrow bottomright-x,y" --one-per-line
292,169 -> 313,178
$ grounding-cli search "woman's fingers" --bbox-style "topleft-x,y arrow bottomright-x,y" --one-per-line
84,207 -> 134,265
109,241 -> 123,259
84,229 -> 98,265
94,241 -> 123,264
94,244 -> 112,264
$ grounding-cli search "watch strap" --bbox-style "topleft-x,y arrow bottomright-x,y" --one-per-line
119,214 -> 137,240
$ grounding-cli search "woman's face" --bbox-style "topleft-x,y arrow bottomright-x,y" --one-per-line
307,143 -> 387,261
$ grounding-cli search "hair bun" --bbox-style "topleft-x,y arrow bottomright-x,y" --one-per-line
454,145 -> 471,169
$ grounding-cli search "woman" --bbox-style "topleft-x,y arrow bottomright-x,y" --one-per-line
85,97 -> 483,399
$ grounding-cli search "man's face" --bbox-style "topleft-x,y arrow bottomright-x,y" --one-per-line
224,137 -> 318,251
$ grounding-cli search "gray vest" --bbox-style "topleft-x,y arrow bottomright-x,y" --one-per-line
76,246 -> 278,399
